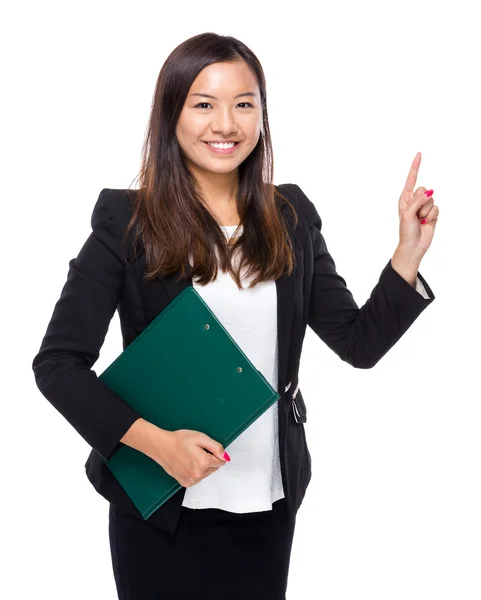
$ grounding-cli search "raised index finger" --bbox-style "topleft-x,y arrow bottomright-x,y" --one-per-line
403,152 -> 422,195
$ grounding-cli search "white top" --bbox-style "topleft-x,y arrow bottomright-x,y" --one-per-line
182,225 -> 285,513
181,225 -> 431,514
415,277 -> 430,299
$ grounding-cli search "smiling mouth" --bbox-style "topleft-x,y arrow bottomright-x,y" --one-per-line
202,141 -> 240,145
202,141 -> 242,155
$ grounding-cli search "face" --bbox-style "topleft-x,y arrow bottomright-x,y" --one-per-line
175,60 -> 263,178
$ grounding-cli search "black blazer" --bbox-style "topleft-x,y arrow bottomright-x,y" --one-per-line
32,183 -> 435,535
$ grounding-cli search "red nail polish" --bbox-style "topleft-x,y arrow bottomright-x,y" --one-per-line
223,452 -> 231,462
421,219 -> 427,224
424,189 -> 434,197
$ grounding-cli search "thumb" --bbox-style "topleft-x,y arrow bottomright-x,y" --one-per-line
407,189 -> 433,219
198,433 -> 231,462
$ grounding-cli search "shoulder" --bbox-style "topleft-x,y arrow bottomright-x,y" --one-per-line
90,188 -> 138,259
275,183 -> 322,229
91,187 -> 136,231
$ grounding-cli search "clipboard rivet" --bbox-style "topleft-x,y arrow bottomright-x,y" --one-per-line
204,324 -> 210,330
236,367 -> 242,373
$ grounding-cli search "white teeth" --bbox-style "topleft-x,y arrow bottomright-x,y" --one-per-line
207,142 -> 236,149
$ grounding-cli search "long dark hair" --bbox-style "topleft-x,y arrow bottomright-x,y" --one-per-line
123,32 -> 298,290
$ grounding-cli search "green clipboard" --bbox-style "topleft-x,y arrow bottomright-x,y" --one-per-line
99,286 -> 280,520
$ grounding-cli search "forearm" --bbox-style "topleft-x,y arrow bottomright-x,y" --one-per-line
120,417 -> 170,461
391,246 -> 422,288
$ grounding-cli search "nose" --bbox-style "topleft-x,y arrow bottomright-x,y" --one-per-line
210,107 -> 238,137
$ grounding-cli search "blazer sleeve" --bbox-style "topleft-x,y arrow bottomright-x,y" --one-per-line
293,184 -> 436,369
32,189 -> 143,461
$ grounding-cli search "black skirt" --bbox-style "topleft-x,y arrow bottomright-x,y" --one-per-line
108,497 -> 296,600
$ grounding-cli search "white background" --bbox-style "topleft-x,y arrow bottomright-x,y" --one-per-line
3,0 -> 479,598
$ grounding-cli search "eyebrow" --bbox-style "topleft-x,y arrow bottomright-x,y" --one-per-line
189,92 -> 257,100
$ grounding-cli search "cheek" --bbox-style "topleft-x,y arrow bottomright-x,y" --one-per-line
177,113 -> 198,136
247,119 -> 262,139
245,126 -> 261,148
176,121 -> 190,140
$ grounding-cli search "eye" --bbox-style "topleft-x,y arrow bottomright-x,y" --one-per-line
194,102 -> 254,109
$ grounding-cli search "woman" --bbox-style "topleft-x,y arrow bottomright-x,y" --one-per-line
32,32 -> 438,599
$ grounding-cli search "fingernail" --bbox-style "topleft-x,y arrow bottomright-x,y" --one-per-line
223,452 -> 231,462
421,219 -> 427,224
424,189 -> 434,197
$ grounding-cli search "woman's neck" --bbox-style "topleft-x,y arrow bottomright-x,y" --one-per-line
193,170 -> 240,226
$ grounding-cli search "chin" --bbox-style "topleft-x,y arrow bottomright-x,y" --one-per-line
206,165 -> 240,174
